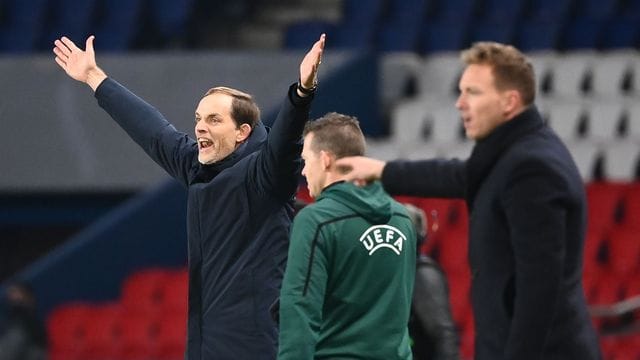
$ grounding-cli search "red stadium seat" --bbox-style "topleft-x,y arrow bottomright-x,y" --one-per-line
154,313 -> 188,360
612,336 -> 640,360
82,303 -> 122,360
619,182 -> 640,230
583,227 -> 607,276
418,198 -> 458,233
606,227 -> 640,277
622,274 -> 640,299
121,268 -> 171,314
460,315 -> 475,360
162,269 -> 188,315
422,199 -> 468,255
47,302 -> 92,360
116,312 -> 157,360
598,336 -> 617,359
434,226 -> 468,275
585,182 -> 624,233
589,272 -> 624,306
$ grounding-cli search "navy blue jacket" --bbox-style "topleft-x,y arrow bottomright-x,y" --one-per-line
95,79 -> 312,359
382,107 -> 601,360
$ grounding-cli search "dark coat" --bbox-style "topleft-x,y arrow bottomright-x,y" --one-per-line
95,79 -> 312,359
409,256 -> 460,360
382,106 -> 601,360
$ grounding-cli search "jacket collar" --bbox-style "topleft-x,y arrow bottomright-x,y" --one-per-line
465,105 -> 544,208
191,121 -> 268,183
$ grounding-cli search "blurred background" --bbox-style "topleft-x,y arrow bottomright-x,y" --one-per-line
1,0 -> 639,359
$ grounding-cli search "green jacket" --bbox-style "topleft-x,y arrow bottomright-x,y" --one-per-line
278,181 -> 416,359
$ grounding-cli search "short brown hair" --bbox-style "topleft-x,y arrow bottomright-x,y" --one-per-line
203,87 -> 260,129
303,112 -> 365,158
461,42 -> 536,105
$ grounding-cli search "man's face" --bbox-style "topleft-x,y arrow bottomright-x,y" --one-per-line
195,93 -> 241,164
301,133 -> 327,199
456,64 -> 511,140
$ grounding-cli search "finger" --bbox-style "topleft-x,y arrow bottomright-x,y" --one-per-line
85,35 -> 95,55
312,40 -> 324,59
61,36 -> 80,52
335,158 -> 352,167
54,39 -> 71,57
315,33 -> 325,49
53,47 -> 68,60
54,56 -> 67,69
336,163 -> 352,174
315,35 -> 325,65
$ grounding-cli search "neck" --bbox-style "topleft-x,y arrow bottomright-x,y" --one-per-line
505,104 -> 528,121
322,171 -> 349,190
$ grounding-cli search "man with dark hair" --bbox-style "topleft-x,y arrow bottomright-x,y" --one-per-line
53,34 -> 325,359
337,42 -> 601,359
277,113 -> 416,360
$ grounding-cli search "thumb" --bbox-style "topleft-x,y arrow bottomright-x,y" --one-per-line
86,35 -> 95,54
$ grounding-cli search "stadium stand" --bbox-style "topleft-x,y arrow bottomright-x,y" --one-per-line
2,0 -> 640,359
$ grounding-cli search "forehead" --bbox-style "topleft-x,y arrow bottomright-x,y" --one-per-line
302,133 -> 316,155
196,92 -> 233,115
460,63 -> 496,87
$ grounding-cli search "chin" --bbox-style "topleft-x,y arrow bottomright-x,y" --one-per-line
465,130 -> 479,140
198,154 -> 218,165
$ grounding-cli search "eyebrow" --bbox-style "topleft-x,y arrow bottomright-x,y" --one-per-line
195,112 -> 222,118
460,85 -> 478,91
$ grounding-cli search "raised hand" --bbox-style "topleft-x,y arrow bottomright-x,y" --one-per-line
53,36 -> 107,91
299,34 -> 326,91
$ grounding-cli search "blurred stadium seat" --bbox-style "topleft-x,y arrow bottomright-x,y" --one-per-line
0,0 -> 48,52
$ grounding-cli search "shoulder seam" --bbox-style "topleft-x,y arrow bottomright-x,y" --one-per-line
303,213 -> 359,296
301,211 -> 411,296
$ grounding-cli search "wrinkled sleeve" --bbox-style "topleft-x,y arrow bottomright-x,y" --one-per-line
278,208 -> 328,360
94,78 -> 196,185
250,83 -> 313,200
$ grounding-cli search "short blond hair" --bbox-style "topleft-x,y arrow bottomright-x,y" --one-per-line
461,42 -> 536,105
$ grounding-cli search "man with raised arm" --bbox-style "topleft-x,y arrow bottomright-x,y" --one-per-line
53,34 -> 325,360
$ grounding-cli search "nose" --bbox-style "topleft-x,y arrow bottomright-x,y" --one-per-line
195,120 -> 206,134
455,93 -> 465,110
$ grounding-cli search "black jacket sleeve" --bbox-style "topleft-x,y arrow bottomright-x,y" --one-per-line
249,83 -> 313,200
382,158 -> 467,198
95,78 -> 196,186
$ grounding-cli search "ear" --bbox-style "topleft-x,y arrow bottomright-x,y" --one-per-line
236,123 -> 252,143
320,150 -> 334,170
502,90 -> 522,116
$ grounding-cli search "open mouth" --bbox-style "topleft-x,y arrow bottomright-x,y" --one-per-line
198,138 -> 213,150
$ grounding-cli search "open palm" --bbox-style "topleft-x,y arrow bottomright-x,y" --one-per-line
53,36 -> 97,83
299,34 -> 326,89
